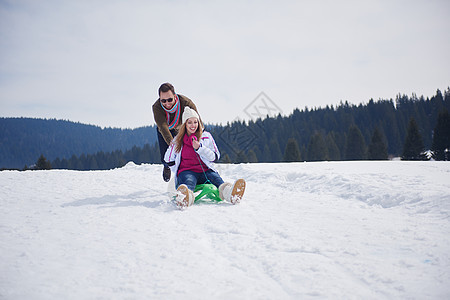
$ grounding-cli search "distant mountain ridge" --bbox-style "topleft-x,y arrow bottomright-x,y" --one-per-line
0,118 -> 157,168
2,88 -> 449,169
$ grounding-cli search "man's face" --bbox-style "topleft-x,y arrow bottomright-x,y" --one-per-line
159,90 -> 176,110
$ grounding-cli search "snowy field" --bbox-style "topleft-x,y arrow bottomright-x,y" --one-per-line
1,161 -> 449,299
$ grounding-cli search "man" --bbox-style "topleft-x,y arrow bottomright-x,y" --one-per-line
153,82 -> 202,182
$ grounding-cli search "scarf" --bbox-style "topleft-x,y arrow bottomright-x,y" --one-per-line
177,133 -> 209,175
161,94 -> 180,130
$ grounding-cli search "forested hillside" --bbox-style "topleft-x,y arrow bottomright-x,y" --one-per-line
211,89 -> 450,163
0,118 -> 157,168
1,88 -> 449,169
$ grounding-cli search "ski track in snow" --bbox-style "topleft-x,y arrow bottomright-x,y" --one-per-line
1,161 -> 449,299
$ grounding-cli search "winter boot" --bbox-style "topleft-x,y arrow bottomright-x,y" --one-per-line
176,184 -> 194,208
219,179 -> 246,204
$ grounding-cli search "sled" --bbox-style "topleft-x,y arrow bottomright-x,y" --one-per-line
167,177 -> 222,204
193,183 -> 222,202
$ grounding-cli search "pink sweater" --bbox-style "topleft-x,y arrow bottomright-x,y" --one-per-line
177,134 -> 209,175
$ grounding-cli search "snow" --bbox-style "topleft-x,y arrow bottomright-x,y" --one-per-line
1,161 -> 450,299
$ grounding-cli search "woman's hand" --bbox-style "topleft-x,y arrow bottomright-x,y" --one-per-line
192,136 -> 200,150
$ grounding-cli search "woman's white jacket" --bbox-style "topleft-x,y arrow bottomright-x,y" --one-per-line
164,131 -> 221,175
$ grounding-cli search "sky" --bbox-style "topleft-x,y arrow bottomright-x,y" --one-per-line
1,0 -> 449,129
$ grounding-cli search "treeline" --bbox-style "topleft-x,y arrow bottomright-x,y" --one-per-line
2,88 -> 449,171
11,143 -> 161,171
210,89 -> 450,163
50,144 -> 161,170
0,118 -> 157,168
28,89 -> 450,172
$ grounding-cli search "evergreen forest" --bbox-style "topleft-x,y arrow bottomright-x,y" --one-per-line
0,118 -> 157,169
210,89 -> 450,163
1,88 -> 449,171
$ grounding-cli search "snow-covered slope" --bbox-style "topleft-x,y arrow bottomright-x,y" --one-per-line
1,161 -> 449,299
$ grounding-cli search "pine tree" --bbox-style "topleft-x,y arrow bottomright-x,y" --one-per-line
402,118 -> 427,160
52,157 -> 60,168
345,125 -> 367,160
326,132 -> 341,160
247,149 -> 258,163
283,138 -> 302,162
236,151 -> 248,163
306,133 -> 328,161
68,154 -> 78,169
221,153 -> 232,164
269,139 -> 283,162
76,159 -> 84,170
368,127 -> 388,160
262,144 -> 271,162
60,158 -> 69,169
300,145 -> 307,161
88,155 -> 99,169
251,146 -> 263,162
431,109 -> 450,160
36,154 -> 51,170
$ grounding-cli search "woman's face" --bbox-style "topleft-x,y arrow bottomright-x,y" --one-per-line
186,118 -> 198,135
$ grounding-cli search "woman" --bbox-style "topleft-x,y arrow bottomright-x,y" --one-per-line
164,107 -> 246,208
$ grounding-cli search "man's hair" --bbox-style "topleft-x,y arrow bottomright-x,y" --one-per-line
158,83 -> 175,96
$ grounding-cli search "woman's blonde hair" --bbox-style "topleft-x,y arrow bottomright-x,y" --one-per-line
172,118 -> 203,153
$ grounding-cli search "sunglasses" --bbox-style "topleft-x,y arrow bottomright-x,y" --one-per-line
160,98 -> 174,104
